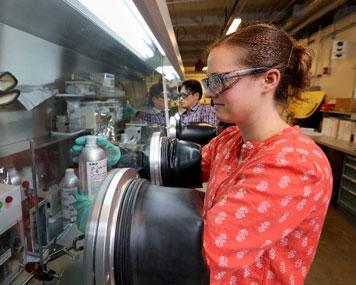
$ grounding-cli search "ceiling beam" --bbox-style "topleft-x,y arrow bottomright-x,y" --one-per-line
180,49 -> 207,55
289,0 -> 348,35
170,15 -> 224,26
175,34 -> 217,41
173,23 -> 221,29
181,50 -> 206,55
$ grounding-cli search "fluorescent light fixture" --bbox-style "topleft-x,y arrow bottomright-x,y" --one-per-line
155,65 -> 179,81
67,0 -> 165,60
124,0 -> 166,57
226,18 -> 242,35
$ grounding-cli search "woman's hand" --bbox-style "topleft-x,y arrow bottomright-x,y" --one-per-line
73,191 -> 92,233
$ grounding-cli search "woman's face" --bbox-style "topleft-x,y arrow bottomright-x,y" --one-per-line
206,45 -> 264,124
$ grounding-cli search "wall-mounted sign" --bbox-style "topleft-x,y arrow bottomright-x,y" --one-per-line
332,40 -> 348,59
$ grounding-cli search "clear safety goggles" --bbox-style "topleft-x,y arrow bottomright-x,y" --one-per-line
202,67 -> 270,96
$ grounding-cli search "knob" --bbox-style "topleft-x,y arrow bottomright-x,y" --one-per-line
22,180 -> 30,189
5,196 -> 13,204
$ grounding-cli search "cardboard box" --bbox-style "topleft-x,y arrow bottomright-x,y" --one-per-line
334,98 -> 356,113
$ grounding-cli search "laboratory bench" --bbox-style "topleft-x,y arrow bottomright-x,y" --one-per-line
308,134 -> 356,225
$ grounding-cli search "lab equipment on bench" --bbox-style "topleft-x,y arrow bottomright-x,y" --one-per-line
0,184 -> 25,284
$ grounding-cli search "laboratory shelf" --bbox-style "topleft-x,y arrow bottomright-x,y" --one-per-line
0,130 -> 86,159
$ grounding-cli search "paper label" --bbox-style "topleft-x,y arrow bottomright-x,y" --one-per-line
61,187 -> 77,220
87,158 -> 107,197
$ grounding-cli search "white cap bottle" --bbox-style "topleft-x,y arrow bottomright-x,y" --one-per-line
60,168 -> 79,225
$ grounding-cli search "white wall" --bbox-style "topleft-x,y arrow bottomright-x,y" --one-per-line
308,11 -> 356,99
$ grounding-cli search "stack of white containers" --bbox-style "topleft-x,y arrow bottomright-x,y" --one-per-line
321,117 -> 355,141
337,120 -> 352,141
321,117 -> 340,138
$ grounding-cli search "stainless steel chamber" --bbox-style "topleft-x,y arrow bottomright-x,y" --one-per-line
168,115 -> 217,146
84,168 -> 209,285
149,132 -> 202,187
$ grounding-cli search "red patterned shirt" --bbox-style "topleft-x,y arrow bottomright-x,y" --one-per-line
201,125 -> 332,285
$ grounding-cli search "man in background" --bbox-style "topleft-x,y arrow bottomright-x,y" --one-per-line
179,79 -> 218,127
138,82 -> 167,127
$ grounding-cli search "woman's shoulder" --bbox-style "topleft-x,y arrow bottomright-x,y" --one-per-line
257,126 -> 331,173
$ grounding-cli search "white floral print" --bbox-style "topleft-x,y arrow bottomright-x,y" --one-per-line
215,233 -> 227,247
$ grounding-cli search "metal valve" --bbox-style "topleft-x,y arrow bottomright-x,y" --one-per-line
21,234 -> 84,283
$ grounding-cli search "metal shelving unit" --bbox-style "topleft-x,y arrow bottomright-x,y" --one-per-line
338,155 -> 356,221
321,110 -> 356,120
0,130 -> 86,159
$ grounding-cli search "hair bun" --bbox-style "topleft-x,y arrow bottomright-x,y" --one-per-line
290,43 -> 313,90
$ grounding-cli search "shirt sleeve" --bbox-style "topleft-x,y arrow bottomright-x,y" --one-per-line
203,152 -> 332,280
201,127 -> 235,182
201,138 -> 214,182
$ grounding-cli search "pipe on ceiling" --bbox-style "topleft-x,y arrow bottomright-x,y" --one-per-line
282,0 -> 348,34
289,0 -> 348,35
282,0 -> 328,31
220,0 -> 248,37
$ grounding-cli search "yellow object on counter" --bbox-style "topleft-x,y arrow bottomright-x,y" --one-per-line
288,91 -> 325,119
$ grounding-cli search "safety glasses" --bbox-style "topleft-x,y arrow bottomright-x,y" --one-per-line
179,92 -> 193,99
202,67 -> 270,96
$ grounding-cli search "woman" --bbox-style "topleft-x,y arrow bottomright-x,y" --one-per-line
72,23 -> 332,285
200,24 -> 332,284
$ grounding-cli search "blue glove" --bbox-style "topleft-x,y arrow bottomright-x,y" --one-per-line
70,136 -> 121,166
73,191 -> 93,233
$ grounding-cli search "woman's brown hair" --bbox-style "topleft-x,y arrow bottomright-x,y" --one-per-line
209,24 -> 313,103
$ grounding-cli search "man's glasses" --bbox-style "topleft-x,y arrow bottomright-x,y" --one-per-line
202,67 -> 270,96
179,92 -> 193,99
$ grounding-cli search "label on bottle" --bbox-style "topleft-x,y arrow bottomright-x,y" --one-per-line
86,158 -> 107,198
61,187 -> 77,222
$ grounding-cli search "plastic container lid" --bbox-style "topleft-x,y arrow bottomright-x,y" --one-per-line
65,168 -> 75,175
86,136 -> 97,146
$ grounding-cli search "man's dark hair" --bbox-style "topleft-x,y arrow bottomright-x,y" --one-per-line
181,79 -> 203,100
149,82 -> 164,99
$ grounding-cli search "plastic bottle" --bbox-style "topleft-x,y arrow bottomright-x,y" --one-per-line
60,168 -> 79,226
79,135 -> 107,198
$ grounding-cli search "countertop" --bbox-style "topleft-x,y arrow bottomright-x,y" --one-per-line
307,133 -> 356,157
